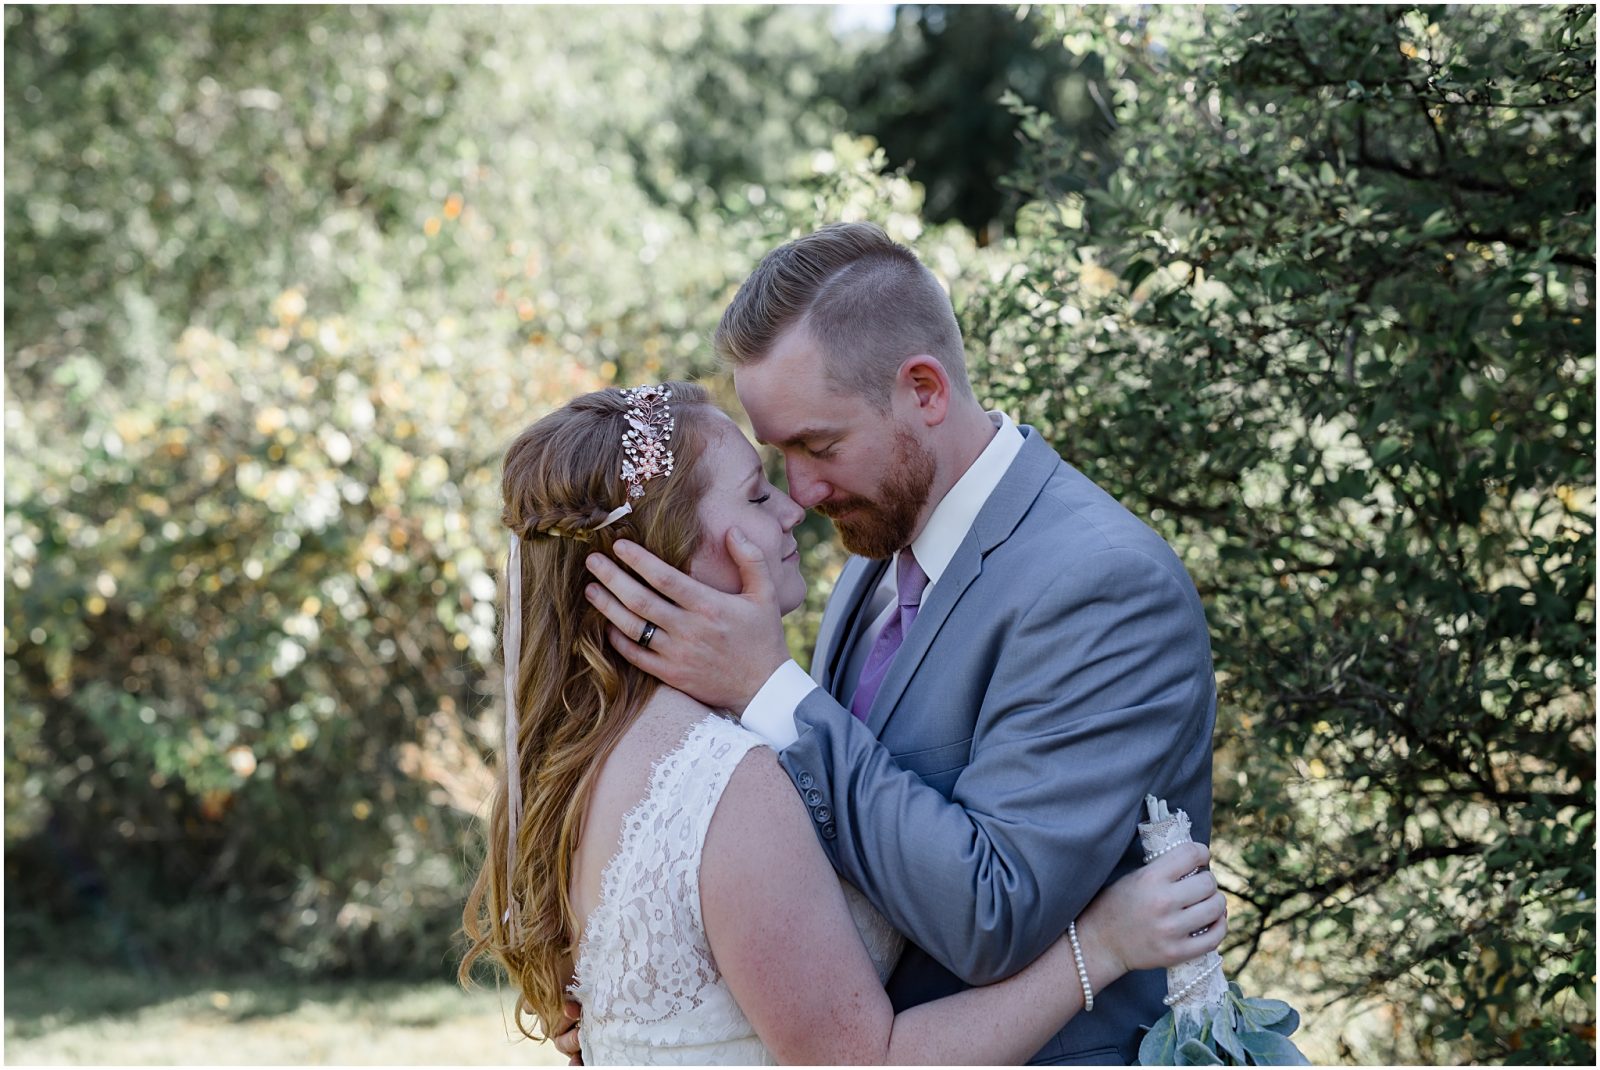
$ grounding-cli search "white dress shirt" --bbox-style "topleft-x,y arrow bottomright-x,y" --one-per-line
742,411 -> 1025,748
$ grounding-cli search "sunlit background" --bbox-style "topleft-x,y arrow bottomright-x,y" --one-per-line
5,4 -> 1594,1064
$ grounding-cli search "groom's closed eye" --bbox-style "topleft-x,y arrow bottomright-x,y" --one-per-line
783,440 -> 838,463
768,427 -> 842,459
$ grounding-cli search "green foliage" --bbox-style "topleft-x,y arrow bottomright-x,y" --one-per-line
6,5 -> 1593,1065
842,4 -> 1093,235
602,5 -> 855,220
3,3 -> 947,975
977,4 -> 1595,1063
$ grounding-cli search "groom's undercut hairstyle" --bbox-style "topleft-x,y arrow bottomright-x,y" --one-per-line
715,222 -> 972,409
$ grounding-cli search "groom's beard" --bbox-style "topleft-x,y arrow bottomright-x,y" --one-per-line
817,428 -> 936,559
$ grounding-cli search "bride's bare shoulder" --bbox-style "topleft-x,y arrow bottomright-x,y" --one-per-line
650,686 -> 724,726
586,691 -> 736,808
606,690 -> 713,762
703,739 -> 807,871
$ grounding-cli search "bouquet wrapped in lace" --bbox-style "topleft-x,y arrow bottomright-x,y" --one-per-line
1136,796 -> 1310,1066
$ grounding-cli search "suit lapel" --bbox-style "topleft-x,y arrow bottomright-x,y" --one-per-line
812,554 -> 889,693
865,427 -> 1062,734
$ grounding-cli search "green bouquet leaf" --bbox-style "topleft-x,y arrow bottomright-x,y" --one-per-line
1177,1038 -> 1226,1065
1210,995 -> 1248,1063
1237,996 -> 1300,1037
1139,985 -> 1311,1065
1237,1030 -> 1311,1065
1139,1014 -> 1179,1065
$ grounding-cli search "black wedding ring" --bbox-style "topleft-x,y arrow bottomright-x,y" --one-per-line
637,622 -> 658,649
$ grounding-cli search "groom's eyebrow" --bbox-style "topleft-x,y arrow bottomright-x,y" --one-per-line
766,426 -> 838,448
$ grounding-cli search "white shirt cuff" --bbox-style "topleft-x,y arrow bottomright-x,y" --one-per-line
739,659 -> 816,749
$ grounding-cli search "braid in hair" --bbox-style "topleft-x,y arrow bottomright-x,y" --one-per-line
518,503 -> 626,543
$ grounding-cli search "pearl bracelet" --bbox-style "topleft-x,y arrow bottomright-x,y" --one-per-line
1067,919 -> 1094,1012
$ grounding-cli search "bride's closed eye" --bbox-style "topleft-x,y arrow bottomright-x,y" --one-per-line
748,493 -> 771,505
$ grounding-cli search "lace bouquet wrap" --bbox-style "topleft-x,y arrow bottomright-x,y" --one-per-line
1136,796 -> 1310,1066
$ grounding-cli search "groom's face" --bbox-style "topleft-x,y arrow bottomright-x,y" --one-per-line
734,325 -> 936,559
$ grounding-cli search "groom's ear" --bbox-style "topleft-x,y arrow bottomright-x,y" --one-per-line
897,354 -> 951,426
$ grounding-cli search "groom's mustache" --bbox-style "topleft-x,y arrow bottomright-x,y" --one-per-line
815,496 -> 876,519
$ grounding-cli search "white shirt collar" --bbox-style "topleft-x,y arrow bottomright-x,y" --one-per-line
903,411 -> 1024,587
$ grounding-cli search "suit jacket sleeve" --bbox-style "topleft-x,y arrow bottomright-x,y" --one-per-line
777,544 -> 1215,986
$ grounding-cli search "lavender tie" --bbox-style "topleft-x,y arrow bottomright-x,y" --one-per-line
850,550 -> 930,723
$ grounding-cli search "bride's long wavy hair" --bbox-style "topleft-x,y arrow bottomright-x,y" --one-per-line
459,381 -> 716,1039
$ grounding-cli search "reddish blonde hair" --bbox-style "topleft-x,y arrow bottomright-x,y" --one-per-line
459,381 -> 716,1039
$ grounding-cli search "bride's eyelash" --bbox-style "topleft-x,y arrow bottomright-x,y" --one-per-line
749,493 -> 771,505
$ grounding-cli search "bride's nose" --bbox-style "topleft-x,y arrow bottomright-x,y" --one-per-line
778,491 -> 805,532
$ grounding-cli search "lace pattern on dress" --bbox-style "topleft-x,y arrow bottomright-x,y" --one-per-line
569,715 -> 762,1030
566,713 -> 902,1064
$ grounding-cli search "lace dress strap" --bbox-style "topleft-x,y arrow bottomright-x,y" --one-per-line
570,714 -> 765,1033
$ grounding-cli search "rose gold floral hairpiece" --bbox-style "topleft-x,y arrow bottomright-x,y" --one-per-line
594,384 -> 676,530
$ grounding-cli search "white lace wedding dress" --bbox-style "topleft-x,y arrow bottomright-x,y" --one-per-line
569,714 -> 903,1064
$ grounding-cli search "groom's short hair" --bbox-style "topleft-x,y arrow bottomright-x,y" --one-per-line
715,222 -> 972,408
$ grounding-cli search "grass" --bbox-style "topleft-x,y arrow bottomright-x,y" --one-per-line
3,961 -> 569,1065
2,956 -> 1384,1065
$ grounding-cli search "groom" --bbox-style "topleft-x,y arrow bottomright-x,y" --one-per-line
582,223 -> 1216,1064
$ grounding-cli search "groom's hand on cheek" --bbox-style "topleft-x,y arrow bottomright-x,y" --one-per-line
583,529 -> 790,714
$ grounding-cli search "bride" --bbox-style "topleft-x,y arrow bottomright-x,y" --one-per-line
460,382 -> 1226,1064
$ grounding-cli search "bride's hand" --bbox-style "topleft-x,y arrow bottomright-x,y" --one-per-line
1076,842 -> 1227,977
552,999 -> 584,1065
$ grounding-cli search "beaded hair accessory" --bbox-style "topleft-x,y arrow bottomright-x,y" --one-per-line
500,383 -> 677,933
595,383 -> 677,530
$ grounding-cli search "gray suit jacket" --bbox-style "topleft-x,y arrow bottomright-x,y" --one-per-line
777,427 -> 1216,1065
